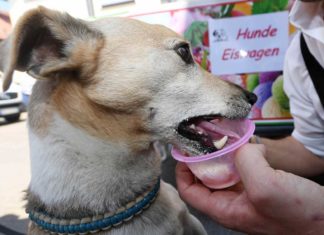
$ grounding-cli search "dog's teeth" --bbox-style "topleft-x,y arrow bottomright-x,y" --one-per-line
197,130 -> 203,135
213,136 -> 228,150
189,124 -> 196,129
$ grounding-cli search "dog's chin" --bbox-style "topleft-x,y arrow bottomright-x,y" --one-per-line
173,136 -> 205,156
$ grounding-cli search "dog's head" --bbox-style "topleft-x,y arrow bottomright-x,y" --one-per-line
1,7 -> 256,155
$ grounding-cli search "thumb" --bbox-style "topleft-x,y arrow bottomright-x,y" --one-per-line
234,144 -> 274,191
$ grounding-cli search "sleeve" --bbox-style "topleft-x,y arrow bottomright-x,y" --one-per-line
283,33 -> 324,158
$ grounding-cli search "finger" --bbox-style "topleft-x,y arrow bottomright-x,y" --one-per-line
176,162 -> 257,225
175,162 -> 213,212
175,162 -> 198,194
175,162 -> 209,194
234,144 -> 274,191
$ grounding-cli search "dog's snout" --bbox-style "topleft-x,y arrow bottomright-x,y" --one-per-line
244,91 -> 257,105
232,84 -> 257,105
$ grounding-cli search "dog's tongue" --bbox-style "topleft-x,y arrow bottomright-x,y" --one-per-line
197,119 -> 241,139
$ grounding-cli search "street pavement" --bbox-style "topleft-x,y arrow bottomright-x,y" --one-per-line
0,113 -> 29,235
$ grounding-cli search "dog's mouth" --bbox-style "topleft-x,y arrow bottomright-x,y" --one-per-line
176,115 -> 241,155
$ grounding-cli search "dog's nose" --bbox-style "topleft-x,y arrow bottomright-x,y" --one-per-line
232,84 -> 257,105
245,91 -> 258,105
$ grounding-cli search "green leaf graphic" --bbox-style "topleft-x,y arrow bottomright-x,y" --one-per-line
184,21 -> 208,47
252,0 -> 288,14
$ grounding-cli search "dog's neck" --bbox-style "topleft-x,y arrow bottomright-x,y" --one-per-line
27,114 -> 161,218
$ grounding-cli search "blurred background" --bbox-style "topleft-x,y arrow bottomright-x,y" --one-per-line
0,0 -> 295,234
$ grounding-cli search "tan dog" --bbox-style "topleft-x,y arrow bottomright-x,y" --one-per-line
0,7 -> 256,235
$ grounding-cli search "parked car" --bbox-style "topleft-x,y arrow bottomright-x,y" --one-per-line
14,71 -> 35,111
0,76 -> 24,122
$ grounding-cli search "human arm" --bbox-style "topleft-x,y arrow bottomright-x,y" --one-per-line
257,28 -> 324,177
176,144 -> 324,235
251,136 -> 324,177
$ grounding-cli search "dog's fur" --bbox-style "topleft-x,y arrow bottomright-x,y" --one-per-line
1,7 -> 253,235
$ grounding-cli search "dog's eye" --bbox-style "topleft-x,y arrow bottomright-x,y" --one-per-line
175,44 -> 193,64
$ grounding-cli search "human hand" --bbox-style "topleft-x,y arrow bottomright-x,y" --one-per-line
176,144 -> 324,234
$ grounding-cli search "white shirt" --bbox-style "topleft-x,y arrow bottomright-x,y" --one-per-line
284,0 -> 324,157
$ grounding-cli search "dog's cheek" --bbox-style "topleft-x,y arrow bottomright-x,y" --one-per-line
84,81 -> 152,113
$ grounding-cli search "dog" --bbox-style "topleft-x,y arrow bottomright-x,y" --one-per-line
0,7 -> 256,235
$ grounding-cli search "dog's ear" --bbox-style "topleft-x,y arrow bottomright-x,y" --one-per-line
1,6 -> 104,91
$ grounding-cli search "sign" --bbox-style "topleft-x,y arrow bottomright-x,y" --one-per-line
209,11 -> 289,75
129,1 -> 294,125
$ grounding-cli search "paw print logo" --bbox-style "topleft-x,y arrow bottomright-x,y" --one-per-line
212,29 -> 228,42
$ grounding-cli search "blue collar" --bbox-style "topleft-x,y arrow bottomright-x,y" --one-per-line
28,179 -> 160,234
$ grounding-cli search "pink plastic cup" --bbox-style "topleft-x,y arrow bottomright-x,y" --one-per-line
172,119 -> 255,189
